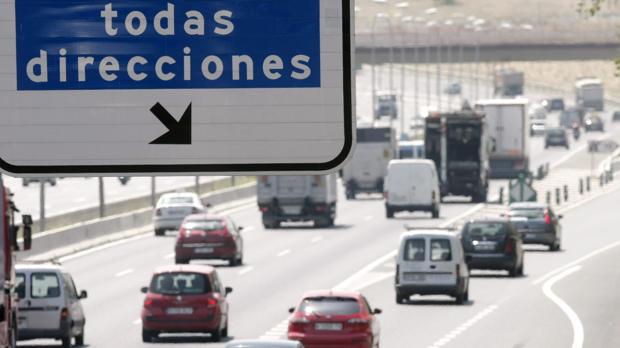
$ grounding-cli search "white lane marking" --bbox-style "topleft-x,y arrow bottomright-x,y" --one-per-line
56,234 -> 151,263
426,304 -> 500,348
363,215 -> 374,221
532,239 -> 620,285
237,266 -> 255,276
311,236 -> 324,244
163,253 -> 175,260
242,226 -> 255,233
73,197 -> 88,203
542,266 -> 584,348
332,203 -> 485,292
550,133 -> 609,169
115,268 -> 135,277
259,319 -> 290,340
133,319 -> 142,325
277,249 -> 291,257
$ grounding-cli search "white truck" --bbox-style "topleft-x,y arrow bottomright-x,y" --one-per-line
257,175 -> 338,229
475,99 -> 530,179
575,77 -> 604,111
494,69 -> 524,97
342,127 -> 396,199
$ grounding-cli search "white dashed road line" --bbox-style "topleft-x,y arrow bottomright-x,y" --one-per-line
277,249 -> 291,257
311,236 -> 324,243
542,265 -> 584,348
238,266 -> 255,276
114,268 -> 135,278
133,319 -> 142,325
162,253 -> 175,260
426,304 -> 500,348
363,215 -> 374,221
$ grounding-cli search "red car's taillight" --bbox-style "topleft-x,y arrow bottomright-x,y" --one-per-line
505,239 -> 514,253
60,308 -> 69,321
347,317 -> 371,333
288,316 -> 310,334
544,209 -> 551,225
206,297 -> 218,307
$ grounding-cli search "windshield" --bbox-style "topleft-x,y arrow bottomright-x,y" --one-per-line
298,297 -> 361,316
163,196 -> 194,205
510,208 -> 545,219
463,222 -> 508,241
149,273 -> 211,295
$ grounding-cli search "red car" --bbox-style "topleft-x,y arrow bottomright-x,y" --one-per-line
174,214 -> 244,266
287,290 -> 381,348
140,265 -> 232,342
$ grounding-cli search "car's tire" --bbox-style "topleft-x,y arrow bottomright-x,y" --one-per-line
211,328 -> 222,342
75,331 -> 84,346
175,258 -> 189,265
228,257 -> 238,267
550,241 -> 561,252
508,265 -> 519,277
236,253 -> 243,266
386,207 -> 394,219
432,207 -> 440,219
154,229 -> 165,237
221,319 -> 229,338
142,329 -> 156,343
396,293 -> 407,304
61,335 -> 72,348
463,288 -> 469,302
455,292 -> 465,305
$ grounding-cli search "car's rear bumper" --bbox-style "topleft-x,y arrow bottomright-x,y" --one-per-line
175,246 -> 237,261
395,283 -> 460,296
18,321 -> 70,340
520,232 -> 556,245
386,204 -> 434,213
466,253 -> 516,270
154,217 -> 185,231
289,333 -> 373,348
142,315 -> 220,332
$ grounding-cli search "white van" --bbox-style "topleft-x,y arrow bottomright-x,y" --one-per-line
395,229 -> 470,304
16,263 -> 87,348
384,159 -> 441,218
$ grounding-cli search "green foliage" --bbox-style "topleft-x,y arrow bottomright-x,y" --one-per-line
577,0 -> 605,16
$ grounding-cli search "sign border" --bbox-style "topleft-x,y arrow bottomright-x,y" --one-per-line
2,0 -> 353,175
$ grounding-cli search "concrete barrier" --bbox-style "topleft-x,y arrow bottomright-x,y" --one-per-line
20,181 -> 257,259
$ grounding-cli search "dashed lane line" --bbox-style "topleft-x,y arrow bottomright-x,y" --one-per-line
277,249 -> 291,257
426,304 -> 500,348
114,268 -> 134,277
237,266 -> 255,276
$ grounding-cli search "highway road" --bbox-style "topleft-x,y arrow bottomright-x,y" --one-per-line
17,120 -> 620,348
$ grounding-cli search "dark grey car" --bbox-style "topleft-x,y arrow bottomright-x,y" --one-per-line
544,127 -> 569,149
508,202 -> 562,251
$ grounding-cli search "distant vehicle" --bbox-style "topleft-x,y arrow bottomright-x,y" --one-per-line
575,77 -> 604,111
475,99 -> 530,179
560,107 -> 583,128
398,140 -> 425,159
287,290 -> 381,348
530,119 -> 546,136
22,177 -> 57,187
374,91 -> 398,119
141,265 -> 233,343
584,113 -> 605,132
544,127 -> 569,149
118,176 -> 131,185
395,229 -> 470,304
425,109 -> 489,202
257,175 -> 338,228
493,68 -> 524,96
342,127 -> 396,199
174,214 -> 244,266
16,263 -> 87,348
384,159 -> 441,219
153,192 -> 206,236
613,111 -> 620,122
541,98 -> 565,111
225,339 -> 304,348
528,103 -> 547,120
444,82 -> 462,95
508,203 -> 562,251
461,219 -> 524,277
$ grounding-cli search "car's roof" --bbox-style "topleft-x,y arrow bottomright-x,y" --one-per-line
300,290 -> 362,300
161,192 -> 198,198
401,230 -> 457,240
153,264 -> 215,275
225,340 -> 301,348
183,214 -> 225,222
510,202 -> 548,209
16,263 -> 65,272
466,218 -> 509,224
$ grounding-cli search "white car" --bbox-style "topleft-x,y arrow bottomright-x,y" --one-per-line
384,159 -> 441,219
16,263 -> 87,348
395,229 -> 470,304
153,192 -> 206,236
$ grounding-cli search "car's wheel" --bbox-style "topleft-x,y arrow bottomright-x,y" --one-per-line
518,261 -> 525,276
455,292 -> 465,305
432,207 -> 440,219
396,293 -> 407,304
221,319 -> 229,338
175,258 -> 189,265
61,335 -> 72,348
550,242 -> 561,251
211,328 -> 222,342
142,329 -> 156,343
75,331 -> 84,346
236,253 -> 243,266
154,229 -> 165,236
463,288 -> 470,302
508,265 -> 519,277
386,208 -> 394,219
228,257 -> 238,267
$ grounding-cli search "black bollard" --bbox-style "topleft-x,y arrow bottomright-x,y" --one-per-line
579,179 -> 584,195
555,188 -> 561,205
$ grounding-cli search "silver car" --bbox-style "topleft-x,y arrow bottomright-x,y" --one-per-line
153,192 -> 206,236
225,340 -> 304,348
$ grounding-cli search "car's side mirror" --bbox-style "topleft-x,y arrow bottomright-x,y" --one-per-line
288,307 -> 295,314
225,287 -> 233,295
22,215 -> 33,226
205,203 -> 213,208
140,287 -> 148,294
238,226 -> 244,231
373,308 -> 382,315
558,214 -> 563,219
22,215 -> 33,251
78,290 -> 88,299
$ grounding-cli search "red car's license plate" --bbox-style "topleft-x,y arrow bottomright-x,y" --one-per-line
166,307 -> 193,315
315,323 -> 343,331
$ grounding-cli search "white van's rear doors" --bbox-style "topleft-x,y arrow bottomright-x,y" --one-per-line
399,236 -> 457,286
20,271 -> 63,330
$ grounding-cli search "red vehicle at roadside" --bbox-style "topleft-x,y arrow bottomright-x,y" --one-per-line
287,291 -> 381,348
174,214 -> 244,266
140,265 -> 233,343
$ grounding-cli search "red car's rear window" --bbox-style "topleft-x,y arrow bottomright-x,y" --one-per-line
149,272 -> 211,295
298,297 -> 361,316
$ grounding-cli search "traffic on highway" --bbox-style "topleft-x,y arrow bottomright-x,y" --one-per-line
0,0 -> 619,348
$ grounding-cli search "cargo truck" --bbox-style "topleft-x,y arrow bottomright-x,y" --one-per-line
475,99 -> 530,179
494,68 -> 524,97
425,110 -> 490,202
257,175 -> 337,229
342,127 -> 396,199
575,77 -> 604,111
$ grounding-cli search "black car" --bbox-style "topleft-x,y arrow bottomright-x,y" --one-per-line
544,127 -> 569,149
613,111 -> 620,122
542,98 -> 565,111
508,203 -> 562,251
461,219 -> 524,277
584,113 -> 605,132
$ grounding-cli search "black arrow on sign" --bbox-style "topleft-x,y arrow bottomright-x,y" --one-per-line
149,102 -> 192,145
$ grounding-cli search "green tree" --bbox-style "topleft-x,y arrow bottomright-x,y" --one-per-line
578,0 -> 620,75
